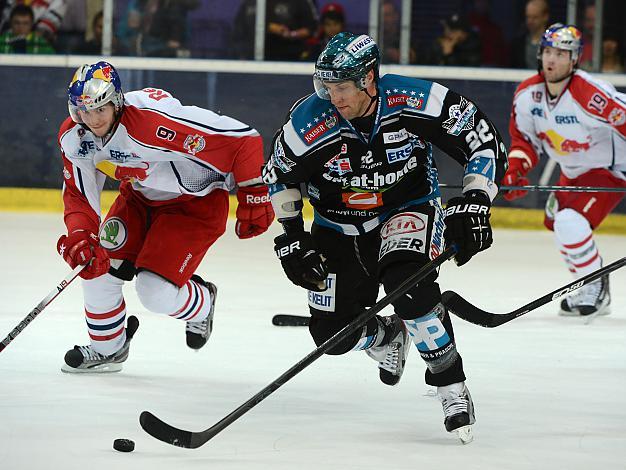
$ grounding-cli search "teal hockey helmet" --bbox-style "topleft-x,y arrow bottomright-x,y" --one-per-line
313,32 -> 380,100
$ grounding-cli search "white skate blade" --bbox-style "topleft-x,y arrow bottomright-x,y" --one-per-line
61,363 -> 123,374
454,425 -> 474,444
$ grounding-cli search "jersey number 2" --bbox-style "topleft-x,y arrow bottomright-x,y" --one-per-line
465,119 -> 493,151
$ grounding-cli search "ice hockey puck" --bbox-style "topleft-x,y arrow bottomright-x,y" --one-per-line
113,438 -> 135,452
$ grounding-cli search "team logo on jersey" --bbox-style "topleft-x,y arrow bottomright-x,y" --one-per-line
77,141 -> 95,157
536,130 -> 590,155
183,134 -> 206,155
307,183 -> 320,200
341,192 -> 383,209
99,217 -> 127,251
63,168 -> 71,180
608,108 -> 626,126
270,141 -> 295,173
301,112 -> 338,144
531,107 -> 544,117
78,128 -> 86,137
406,96 -> 422,108
324,153 -> 352,175
442,98 -> 476,136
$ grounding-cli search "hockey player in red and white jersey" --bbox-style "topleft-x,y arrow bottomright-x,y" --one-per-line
504,24 -> 626,317
57,61 -> 274,372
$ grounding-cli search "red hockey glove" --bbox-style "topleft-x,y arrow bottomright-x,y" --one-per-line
502,157 -> 531,201
57,230 -> 110,280
235,185 -> 275,239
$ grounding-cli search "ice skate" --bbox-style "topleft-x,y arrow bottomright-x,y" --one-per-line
438,382 -> 476,444
61,315 -> 139,373
185,275 -> 217,350
365,315 -> 410,386
559,275 -> 610,319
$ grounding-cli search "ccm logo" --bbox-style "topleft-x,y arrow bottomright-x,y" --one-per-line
444,204 -> 488,217
551,280 -> 585,300
246,194 -> 270,204
276,241 -> 300,258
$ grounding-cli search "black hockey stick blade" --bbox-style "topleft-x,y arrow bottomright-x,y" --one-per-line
443,256 -> 626,328
140,411 -> 197,448
140,246 -> 457,449
272,314 -> 310,326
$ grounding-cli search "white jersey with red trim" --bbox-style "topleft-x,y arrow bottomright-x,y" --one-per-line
58,88 -> 263,232
509,70 -> 626,179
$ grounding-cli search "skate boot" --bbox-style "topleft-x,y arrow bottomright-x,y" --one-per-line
438,381 -> 476,444
185,274 -> 217,350
61,315 -> 139,373
365,315 -> 410,386
559,275 -> 610,318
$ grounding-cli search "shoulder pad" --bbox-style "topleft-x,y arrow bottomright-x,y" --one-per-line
283,93 -> 342,155
379,74 -> 446,117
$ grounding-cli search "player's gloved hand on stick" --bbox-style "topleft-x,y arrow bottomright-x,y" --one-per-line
57,230 -> 110,280
444,190 -> 493,267
274,231 -> 328,291
502,157 -> 531,201
235,185 -> 275,239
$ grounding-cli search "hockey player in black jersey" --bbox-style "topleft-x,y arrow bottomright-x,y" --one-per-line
263,32 -> 507,443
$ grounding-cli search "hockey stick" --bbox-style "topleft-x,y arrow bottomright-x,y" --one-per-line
442,256 -> 626,328
139,246 -> 457,448
439,184 -> 626,193
0,264 -> 85,353
272,314 -> 310,326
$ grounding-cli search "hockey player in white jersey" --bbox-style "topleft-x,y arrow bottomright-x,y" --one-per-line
504,24 -> 626,317
56,61 -> 274,372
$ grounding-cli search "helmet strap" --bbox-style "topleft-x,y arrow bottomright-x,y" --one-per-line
358,87 -> 378,118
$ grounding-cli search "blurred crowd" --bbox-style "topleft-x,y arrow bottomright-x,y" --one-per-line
0,0 -> 624,73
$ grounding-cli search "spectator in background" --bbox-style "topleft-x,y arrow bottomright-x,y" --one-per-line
467,0 -> 508,67
231,0 -> 318,61
138,0 -> 198,57
116,0 -> 198,57
74,10 -> 102,55
601,32 -> 624,73
380,0 -> 415,63
424,13 -> 481,66
116,1 -> 142,55
0,4 -> 55,53
0,0 -> 66,44
511,0 -> 550,69
55,0 -> 86,54
304,2 -> 345,61
578,3 -> 595,69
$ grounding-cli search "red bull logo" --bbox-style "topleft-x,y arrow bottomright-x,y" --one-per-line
93,65 -> 113,82
183,134 -> 206,155
536,130 -> 590,155
79,94 -> 93,106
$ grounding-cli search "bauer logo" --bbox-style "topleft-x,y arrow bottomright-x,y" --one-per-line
308,274 -> 336,312
99,217 -> 127,251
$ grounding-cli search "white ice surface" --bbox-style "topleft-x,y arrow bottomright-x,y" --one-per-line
0,212 -> 625,470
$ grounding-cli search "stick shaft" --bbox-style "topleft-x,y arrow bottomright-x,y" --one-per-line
439,183 -> 626,193
0,264 -> 84,353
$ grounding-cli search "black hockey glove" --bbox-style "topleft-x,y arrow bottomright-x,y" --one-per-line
444,190 -> 493,266
274,231 -> 328,291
